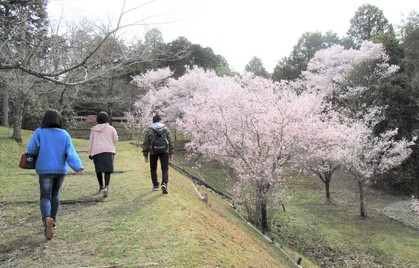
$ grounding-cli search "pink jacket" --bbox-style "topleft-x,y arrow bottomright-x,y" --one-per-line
89,123 -> 118,156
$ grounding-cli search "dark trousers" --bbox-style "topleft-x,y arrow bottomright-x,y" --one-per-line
96,172 -> 111,189
149,153 -> 169,187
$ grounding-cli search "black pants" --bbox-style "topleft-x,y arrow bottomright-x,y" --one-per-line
96,172 -> 111,189
149,153 -> 169,187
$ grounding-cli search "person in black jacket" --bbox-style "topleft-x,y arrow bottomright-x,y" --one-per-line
142,114 -> 174,194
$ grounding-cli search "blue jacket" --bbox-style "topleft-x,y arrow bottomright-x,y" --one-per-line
27,128 -> 84,174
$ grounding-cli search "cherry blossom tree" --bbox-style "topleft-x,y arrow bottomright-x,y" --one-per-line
176,71 -> 330,230
131,67 -> 332,229
298,41 -> 415,217
130,42 -> 415,226
130,67 -> 229,139
127,67 -> 173,139
292,118 -> 347,200
340,116 -> 415,217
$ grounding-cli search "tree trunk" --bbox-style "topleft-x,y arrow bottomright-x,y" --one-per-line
255,182 -> 271,231
260,201 -> 269,231
12,95 -> 24,142
414,151 -> 419,197
357,179 -> 367,218
1,84 -> 9,127
108,104 -> 113,125
316,170 -> 332,200
325,171 -> 332,200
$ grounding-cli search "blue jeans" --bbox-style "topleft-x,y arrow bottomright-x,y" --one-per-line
39,174 -> 66,223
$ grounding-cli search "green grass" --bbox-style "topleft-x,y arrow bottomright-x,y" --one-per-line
269,176 -> 419,267
172,142 -> 234,195
0,127 -> 296,267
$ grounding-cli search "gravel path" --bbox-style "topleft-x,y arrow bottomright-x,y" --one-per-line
329,170 -> 419,230
381,200 -> 419,230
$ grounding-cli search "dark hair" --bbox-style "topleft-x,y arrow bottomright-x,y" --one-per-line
41,109 -> 63,128
152,114 -> 161,123
96,111 -> 110,124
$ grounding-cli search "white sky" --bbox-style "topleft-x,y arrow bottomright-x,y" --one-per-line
47,0 -> 417,73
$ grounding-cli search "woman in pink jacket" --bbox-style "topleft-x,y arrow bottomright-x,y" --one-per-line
88,111 -> 118,197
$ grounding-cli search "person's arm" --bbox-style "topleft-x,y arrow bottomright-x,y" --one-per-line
166,128 -> 174,158
65,132 -> 84,172
88,130 -> 94,159
112,126 -> 118,144
142,128 -> 150,162
27,128 -> 40,155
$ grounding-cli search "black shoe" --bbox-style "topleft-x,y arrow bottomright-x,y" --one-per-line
152,186 -> 159,191
161,184 -> 168,194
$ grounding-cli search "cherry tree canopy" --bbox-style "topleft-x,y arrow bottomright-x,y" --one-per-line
129,41 -> 416,223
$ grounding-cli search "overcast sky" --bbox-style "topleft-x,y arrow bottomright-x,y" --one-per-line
47,0 -> 417,73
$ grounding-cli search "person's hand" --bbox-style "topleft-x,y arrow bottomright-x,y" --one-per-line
144,157 -> 148,163
77,169 -> 84,174
169,154 -> 173,160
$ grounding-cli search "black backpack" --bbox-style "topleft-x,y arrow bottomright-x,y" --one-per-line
149,127 -> 168,154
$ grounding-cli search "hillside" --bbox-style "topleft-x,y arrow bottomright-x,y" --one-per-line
168,134 -> 419,267
0,127 -> 304,267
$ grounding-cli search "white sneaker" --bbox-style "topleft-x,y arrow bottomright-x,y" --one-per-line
103,187 -> 108,197
161,184 -> 168,194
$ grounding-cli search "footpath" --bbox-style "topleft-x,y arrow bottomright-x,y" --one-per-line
332,170 -> 419,231
381,200 -> 419,231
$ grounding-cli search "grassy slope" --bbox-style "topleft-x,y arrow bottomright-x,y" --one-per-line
0,127 -> 297,267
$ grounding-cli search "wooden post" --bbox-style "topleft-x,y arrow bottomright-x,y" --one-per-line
203,193 -> 208,204
297,257 -> 302,265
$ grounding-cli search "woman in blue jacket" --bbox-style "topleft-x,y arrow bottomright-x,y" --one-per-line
27,109 -> 84,240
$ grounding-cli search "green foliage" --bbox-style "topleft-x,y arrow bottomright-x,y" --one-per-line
166,37 -> 232,78
372,33 -> 404,66
373,74 -> 418,137
272,57 -> 296,82
244,56 -> 270,78
272,31 -> 342,81
347,4 -> 395,47
60,104 -> 77,130
399,11 -> 419,79
0,0 -> 49,64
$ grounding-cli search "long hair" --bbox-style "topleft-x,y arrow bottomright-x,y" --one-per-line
41,109 -> 63,128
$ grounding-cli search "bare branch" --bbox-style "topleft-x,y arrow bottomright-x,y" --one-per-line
0,0 -> 186,86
